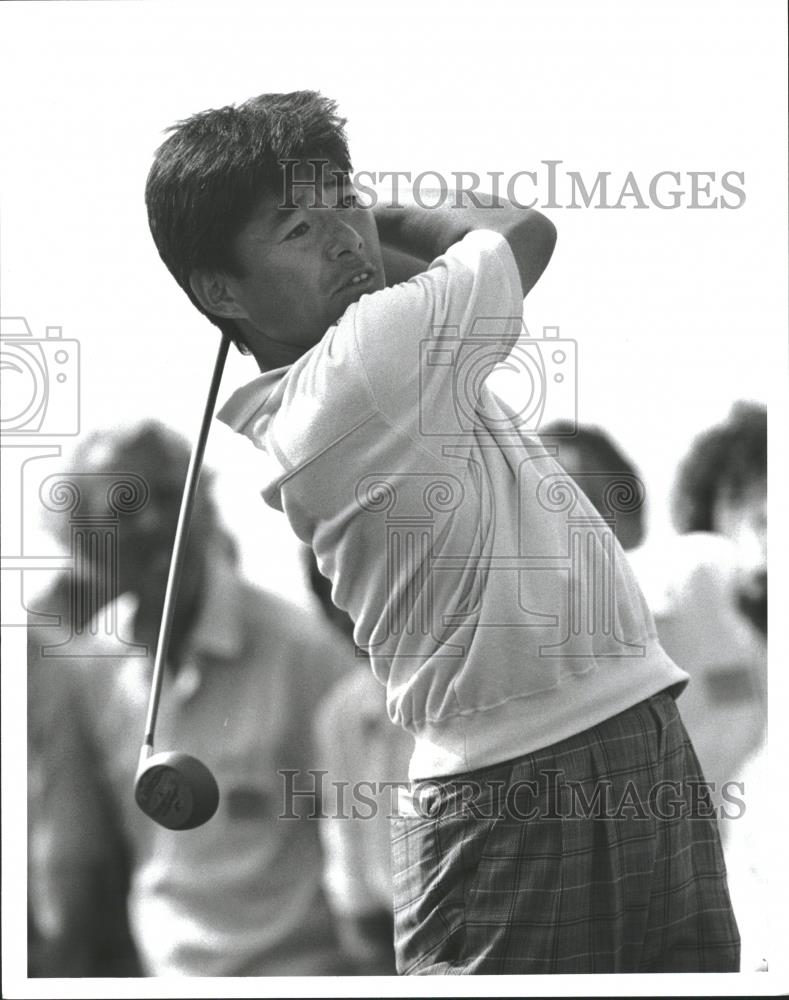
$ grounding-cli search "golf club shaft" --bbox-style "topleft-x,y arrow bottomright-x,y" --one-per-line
141,335 -> 230,750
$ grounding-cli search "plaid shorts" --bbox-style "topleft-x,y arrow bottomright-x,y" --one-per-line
391,690 -> 740,974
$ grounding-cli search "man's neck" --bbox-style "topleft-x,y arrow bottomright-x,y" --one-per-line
236,319 -> 307,371
253,338 -> 306,372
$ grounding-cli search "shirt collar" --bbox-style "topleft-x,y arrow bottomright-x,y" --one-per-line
217,367 -> 290,435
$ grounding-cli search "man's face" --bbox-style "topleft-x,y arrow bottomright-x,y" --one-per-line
225,162 -> 385,359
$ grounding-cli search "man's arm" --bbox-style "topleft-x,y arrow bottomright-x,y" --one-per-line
373,196 -> 557,297
380,244 -> 429,286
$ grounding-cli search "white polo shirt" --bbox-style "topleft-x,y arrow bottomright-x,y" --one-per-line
220,231 -> 688,778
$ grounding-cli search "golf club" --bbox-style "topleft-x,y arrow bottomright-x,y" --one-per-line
134,335 -> 229,830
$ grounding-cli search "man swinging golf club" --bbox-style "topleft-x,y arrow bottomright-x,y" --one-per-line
144,90 -> 740,974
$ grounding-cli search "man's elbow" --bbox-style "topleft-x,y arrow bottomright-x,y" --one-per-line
508,210 -> 557,297
537,211 -> 558,260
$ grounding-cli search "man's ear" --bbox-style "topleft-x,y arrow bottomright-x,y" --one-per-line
189,269 -> 248,320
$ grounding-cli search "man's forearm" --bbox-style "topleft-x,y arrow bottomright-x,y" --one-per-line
373,196 -> 556,297
374,200 -> 486,263
381,244 -> 428,286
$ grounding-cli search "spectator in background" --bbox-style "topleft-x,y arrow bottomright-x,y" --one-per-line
539,420 -> 646,551
671,401 -> 767,637
28,421 -> 350,977
540,407 -> 767,831
627,402 -> 767,808
305,547 -> 413,976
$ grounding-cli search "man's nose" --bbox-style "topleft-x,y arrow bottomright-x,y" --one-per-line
324,215 -> 364,259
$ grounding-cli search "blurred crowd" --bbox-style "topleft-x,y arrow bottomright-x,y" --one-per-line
27,401 -> 767,977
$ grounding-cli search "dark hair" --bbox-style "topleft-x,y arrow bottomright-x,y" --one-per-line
672,401 -> 767,534
539,421 -> 646,550
145,91 -> 352,349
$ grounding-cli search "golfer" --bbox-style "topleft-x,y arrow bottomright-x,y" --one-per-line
145,90 -> 740,974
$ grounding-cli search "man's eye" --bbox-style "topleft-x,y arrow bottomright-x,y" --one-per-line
284,222 -> 310,241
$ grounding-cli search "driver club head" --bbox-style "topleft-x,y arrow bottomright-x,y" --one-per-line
134,750 -> 219,830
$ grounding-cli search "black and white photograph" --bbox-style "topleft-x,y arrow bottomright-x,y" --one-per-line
1,1 -> 787,996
